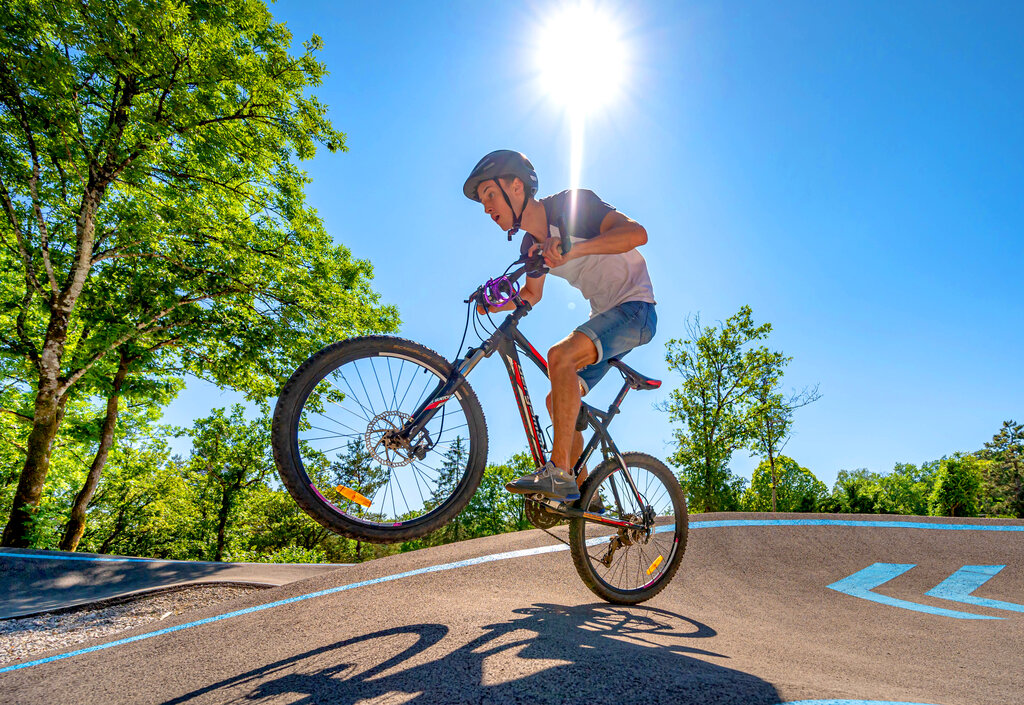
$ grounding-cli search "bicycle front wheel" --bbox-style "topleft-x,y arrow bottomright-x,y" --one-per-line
569,452 -> 687,604
272,336 -> 488,543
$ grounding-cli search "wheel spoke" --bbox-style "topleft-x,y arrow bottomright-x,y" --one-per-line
334,372 -> 375,422
352,360 -> 380,418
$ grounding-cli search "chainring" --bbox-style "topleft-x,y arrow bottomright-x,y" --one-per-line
525,498 -> 564,529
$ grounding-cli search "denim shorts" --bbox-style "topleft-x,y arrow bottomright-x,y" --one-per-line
575,301 -> 657,395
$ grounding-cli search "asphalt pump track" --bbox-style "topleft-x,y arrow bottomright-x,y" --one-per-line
1,512 -> 1021,705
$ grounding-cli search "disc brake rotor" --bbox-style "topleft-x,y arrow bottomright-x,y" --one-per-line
365,410 -> 414,467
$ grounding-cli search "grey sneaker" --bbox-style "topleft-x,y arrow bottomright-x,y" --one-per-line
506,461 -> 581,501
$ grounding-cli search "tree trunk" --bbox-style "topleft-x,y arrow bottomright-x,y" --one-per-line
769,449 -> 778,513
2,182 -> 105,547
99,503 -> 129,554
215,488 -> 231,562
2,381 -> 65,547
60,354 -> 130,551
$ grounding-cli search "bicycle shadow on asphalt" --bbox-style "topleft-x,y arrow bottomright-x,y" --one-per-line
162,602 -> 781,705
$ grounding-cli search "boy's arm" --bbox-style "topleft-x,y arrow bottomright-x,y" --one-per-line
577,210 -> 648,255
540,211 -> 647,268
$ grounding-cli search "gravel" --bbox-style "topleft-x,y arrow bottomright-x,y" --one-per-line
0,584 -> 265,667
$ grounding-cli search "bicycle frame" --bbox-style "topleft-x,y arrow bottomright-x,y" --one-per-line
398,286 -> 650,531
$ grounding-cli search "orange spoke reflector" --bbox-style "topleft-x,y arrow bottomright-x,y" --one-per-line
337,485 -> 372,508
646,555 -> 664,575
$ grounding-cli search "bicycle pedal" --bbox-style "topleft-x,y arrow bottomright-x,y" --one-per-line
527,495 -> 568,511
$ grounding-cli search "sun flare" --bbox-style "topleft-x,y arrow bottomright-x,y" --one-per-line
536,2 -> 628,116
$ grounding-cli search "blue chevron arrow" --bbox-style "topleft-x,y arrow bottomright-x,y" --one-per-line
827,563 -> 1003,620
925,564 -> 1024,613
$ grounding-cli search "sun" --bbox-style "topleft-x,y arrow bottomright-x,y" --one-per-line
536,2 -> 628,116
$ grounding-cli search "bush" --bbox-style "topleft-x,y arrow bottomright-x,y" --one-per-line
741,456 -> 826,512
228,546 -> 329,564
929,454 -> 984,517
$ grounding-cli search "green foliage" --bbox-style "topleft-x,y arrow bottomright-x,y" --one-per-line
874,462 -> 939,516
180,404 -> 274,561
228,545 -> 328,564
78,437 -> 192,557
663,306 -> 775,512
0,0 -> 399,546
827,462 -> 940,516
978,420 -> 1024,518
929,454 -> 985,517
741,456 -> 826,513
459,452 -> 535,536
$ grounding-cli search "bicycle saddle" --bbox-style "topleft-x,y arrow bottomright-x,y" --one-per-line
608,358 -> 661,391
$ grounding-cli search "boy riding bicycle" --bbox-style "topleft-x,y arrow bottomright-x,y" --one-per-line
463,149 -> 657,503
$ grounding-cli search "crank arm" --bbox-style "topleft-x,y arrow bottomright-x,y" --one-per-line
529,497 -> 646,530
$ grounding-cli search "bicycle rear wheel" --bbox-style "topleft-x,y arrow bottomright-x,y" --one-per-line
569,452 -> 687,604
272,336 -> 488,543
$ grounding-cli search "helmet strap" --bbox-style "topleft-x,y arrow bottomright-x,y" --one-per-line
494,178 -> 528,241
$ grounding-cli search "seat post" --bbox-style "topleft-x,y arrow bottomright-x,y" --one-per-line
606,381 -> 631,422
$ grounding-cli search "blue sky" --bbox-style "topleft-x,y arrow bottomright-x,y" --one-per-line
165,0 -> 1023,488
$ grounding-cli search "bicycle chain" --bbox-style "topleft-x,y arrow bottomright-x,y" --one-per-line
541,526 -> 571,548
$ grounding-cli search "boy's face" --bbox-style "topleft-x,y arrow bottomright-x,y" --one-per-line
476,177 -> 521,231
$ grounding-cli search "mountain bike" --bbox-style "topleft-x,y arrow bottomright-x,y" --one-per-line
271,253 -> 688,604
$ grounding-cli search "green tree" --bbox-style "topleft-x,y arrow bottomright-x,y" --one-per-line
183,405 -> 273,561
461,453 -> 535,537
828,469 -> 883,514
77,437 -> 193,558
741,456 -> 826,513
826,462 -> 940,516
428,437 -> 470,544
0,0 -> 398,546
229,485 -> 336,563
874,461 -> 939,516
979,420 -> 1024,518
59,349 -> 181,550
663,306 -> 774,512
746,357 -> 820,512
929,454 -> 984,518
328,440 -> 387,560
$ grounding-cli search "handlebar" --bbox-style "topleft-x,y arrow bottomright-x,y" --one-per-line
466,253 -> 548,308
506,251 -> 549,282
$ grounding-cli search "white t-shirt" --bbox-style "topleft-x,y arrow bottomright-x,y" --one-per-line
520,189 -> 656,317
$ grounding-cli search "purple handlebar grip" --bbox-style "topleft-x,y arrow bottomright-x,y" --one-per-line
483,276 -> 520,308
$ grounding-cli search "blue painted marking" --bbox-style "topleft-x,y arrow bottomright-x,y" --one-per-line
827,563 -> 1002,620
0,552 -> 333,566
925,564 -> 1024,613
686,518 -> 1024,532
3,518 -> 1020,674
785,701 -> 941,704
0,552 -> 176,563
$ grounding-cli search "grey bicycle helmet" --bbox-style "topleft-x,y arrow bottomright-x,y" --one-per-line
463,150 -> 538,202
463,150 -> 539,239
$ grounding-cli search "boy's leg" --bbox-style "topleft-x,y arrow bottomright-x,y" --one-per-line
504,331 -> 595,501
547,331 -> 598,473
547,391 -> 588,487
